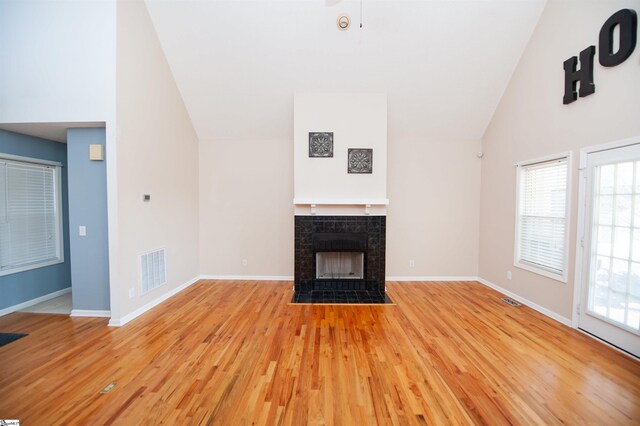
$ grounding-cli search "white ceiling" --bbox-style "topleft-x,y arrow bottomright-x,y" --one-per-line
0,122 -> 105,143
145,0 -> 546,141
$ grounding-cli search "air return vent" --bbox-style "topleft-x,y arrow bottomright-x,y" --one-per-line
140,248 -> 166,294
501,297 -> 521,307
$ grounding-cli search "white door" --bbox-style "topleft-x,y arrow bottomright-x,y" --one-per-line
579,143 -> 640,357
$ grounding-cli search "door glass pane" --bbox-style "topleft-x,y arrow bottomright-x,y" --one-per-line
628,296 -> 640,329
589,161 -> 640,331
616,162 -> 634,193
613,227 -> 630,259
631,262 -> 640,298
597,195 -> 614,225
596,226 -> 612,256
592,284 -> 609,317
615,195 -> 632,226
599,164 -> 615,194
632,232 -> 640,262
610,291 -> 627,324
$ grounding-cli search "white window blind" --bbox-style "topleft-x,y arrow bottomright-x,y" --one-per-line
0,157 -> 63,275
516,155 -> 569,280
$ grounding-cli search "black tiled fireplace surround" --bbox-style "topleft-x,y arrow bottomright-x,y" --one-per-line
293,215 -> 389,304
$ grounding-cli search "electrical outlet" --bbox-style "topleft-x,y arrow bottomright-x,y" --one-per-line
507,271 -> 512,280
79,226 -> 86,236
409,260 -> 415,268
129,288 -> 135,298
242,259 -> 248,267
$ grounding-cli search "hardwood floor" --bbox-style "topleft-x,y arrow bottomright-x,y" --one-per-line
1,280 -> 639,425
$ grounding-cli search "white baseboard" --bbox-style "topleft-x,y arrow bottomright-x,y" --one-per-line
476,277 -> 572,327
385,276 -> 479,282
70,309 -> 111,318
199,275 -> 294,281
0,286 -> 71,317
108,276 -> 201,327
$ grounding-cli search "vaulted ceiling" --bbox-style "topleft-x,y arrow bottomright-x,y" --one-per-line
145,0 -> 546,141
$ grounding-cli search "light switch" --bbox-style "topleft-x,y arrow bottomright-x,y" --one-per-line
89,144 -> 104,161
79,226 -> 87,236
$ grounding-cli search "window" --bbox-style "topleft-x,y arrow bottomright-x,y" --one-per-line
515,153 -> 570,282
0,155 -> 63,276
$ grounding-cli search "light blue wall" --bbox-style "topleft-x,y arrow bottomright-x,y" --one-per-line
67,128 -> 110,311
0,130 -> 71,309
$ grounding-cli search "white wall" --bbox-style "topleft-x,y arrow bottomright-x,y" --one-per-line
113,0 -> 199,322
199,138 -> 294,277
198,135 -> 481,278
294,93 -> 387,206
387,138 -> 482,278
479,0 -> 640,321
0,0 -> 115,123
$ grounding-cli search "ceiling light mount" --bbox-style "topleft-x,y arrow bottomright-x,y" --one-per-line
337,14 -> 351,31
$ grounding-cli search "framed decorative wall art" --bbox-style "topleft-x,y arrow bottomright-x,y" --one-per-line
309,132 -> 334,157
348,148 -> 373,174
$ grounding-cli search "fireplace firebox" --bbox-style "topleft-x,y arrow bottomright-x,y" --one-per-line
316,252 -> 364,279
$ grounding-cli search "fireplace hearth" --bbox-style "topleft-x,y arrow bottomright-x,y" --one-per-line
293,215 -> 390,304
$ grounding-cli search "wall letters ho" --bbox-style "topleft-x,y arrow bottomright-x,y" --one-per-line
563,8 -> 637,105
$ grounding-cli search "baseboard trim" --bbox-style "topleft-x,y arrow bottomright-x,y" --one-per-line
108,276 -> 201,327
0,286 -> 72,317
476,277 -> 572,327
385,276 -> 479,282
70,309 -> 111,318
199,275 -> 294,281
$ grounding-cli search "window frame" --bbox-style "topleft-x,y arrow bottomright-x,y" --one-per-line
0,153 -> 64,277
514,152 -> 572,283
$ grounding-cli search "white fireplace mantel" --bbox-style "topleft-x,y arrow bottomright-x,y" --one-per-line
293,198 -> 389,215
293,198 -> 389,206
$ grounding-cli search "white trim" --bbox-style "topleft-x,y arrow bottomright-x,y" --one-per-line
0,153 -> 63,167
108,276 -> 200,327
105,120 -> 120,331
579,135 -> 640,164
514,151 -> 572,168
294,198 -> 389,206
513,151 -> 572,283
477,277 -> 572,327
202,276 -> 480,283
385,276 -> 479,282
70,309 -> 111,318
199,275 -> 294,281
513,262 -> 567,283
0,286 -> 71,317
573,156 -> 589,327
0,258 -> 65,277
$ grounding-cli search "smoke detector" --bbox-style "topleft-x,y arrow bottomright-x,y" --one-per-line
337,14 -> 351,31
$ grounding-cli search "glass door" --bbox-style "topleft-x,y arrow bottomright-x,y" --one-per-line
579,143 -> 640,357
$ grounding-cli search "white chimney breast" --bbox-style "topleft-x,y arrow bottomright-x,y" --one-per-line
293,93 -> 388,215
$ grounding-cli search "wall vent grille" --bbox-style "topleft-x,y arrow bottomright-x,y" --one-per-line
140,248 -> 166,294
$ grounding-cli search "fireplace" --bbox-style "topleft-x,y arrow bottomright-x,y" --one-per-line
293,215 -> 387,303
292,94 -> 389,302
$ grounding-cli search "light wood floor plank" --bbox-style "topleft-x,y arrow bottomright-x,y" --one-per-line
0,280 -> 639,425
